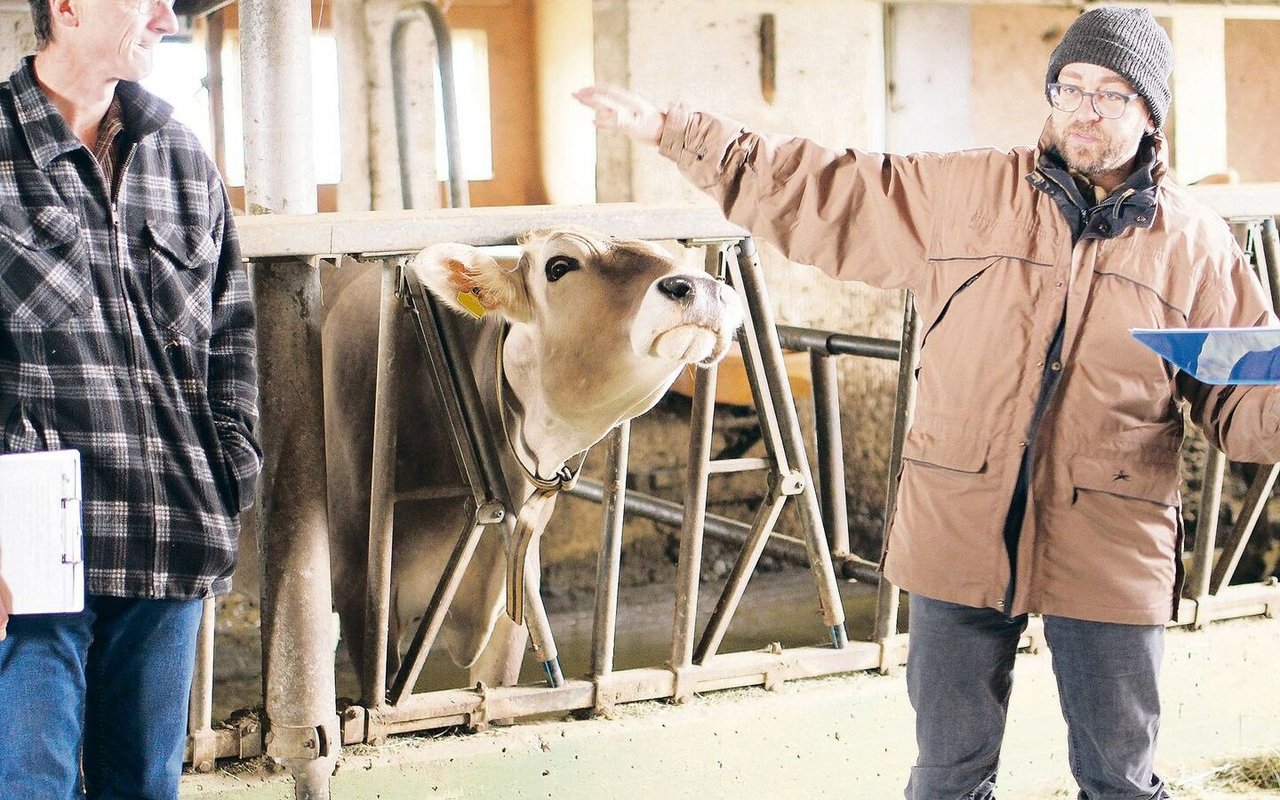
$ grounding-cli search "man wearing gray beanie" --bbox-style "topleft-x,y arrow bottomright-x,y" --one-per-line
580,6 -> 1280,800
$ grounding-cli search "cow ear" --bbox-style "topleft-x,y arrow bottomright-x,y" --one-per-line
408,243 -> 533,322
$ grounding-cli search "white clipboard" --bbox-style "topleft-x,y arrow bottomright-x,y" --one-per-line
1131,327 -> 1280,385
0,449 -> 84,614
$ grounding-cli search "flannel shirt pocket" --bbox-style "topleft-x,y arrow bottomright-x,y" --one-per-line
0,204 -> 90,328
147,218 -> 218,341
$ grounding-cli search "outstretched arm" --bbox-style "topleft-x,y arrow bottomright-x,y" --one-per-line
574,84 -> 941,291
572,85 -> 665,146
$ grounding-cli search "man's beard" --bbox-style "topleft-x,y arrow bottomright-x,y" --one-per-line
1049,122 -> 1125,178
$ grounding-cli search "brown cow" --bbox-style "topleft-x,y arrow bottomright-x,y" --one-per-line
323,228 -> 743,689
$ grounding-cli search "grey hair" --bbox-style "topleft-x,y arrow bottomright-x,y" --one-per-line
28,0 -> 53,50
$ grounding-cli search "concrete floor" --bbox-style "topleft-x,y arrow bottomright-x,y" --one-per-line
182,614 -> 1280,800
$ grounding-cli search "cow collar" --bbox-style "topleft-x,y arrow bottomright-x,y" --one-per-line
494,321 -> 586,493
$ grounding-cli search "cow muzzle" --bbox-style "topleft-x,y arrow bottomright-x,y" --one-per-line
632,273 -> 744,365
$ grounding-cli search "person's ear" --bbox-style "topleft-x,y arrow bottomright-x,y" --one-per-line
50,0 -> 82,29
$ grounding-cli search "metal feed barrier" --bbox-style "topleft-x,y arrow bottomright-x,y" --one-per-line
185,193 -> 1280,775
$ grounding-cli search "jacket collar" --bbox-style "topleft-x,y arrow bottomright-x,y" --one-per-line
1026,117 -> 1165,242
9,55 -> 173,170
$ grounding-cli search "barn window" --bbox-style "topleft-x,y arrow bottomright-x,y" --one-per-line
142,34 -> 343,188
435,28 -> 494,182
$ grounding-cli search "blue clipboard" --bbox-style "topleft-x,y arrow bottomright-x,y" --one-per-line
1131,327 -> 1280,385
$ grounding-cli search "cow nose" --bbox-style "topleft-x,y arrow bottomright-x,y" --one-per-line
657,275 -> 696,302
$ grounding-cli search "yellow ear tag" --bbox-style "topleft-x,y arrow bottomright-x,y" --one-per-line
457,288 -> 487,319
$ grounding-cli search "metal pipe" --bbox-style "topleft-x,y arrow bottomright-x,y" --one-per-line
186,597 -> 217,773
591,424 -> 630,677
812,351 -> 850,556
671,247 -> 724,669
694,492 -> 789,663
731,238 -> 847,646
1262,217 -> 1280,316
241,1 -> 337,794
390,519 -> 489,704
1190,450 -> 1226,614
391,2 -> 469,210
567,478 -> 812,563
777,325 -> 900,361
1211,463 -> 1280,594
363,262 -> 403,707
874,292 -> 919,641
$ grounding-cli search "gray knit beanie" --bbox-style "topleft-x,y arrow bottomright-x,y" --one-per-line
1045,7 -> 1173,129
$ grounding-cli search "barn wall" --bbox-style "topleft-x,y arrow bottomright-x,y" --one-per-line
1226,18 -> 1280,183
0,10 -> 32,75
968,4 -> 1078,152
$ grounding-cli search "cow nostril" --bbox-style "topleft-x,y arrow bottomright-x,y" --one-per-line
657,275 -> 696,301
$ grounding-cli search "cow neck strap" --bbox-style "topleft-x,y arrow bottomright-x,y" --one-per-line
494,321 -> 585,493
505,485 -> 558,625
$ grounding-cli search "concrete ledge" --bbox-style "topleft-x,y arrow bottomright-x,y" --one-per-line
181,615 -> 1280,800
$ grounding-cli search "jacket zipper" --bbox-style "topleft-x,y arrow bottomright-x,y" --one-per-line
107,141 -> 165,594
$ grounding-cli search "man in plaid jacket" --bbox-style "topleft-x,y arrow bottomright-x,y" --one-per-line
0,1 -> 260,797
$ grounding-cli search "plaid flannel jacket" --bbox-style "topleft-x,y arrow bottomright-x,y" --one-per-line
0,57 -> 260,599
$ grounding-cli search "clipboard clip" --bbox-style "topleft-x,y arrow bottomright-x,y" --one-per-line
61,496 -> 83,566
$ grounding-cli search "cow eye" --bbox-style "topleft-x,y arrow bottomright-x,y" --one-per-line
546,256 -> 579,283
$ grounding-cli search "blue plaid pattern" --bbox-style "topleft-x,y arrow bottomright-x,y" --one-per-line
0,57 -> 260,599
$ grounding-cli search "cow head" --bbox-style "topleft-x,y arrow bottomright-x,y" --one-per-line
407,228 -> 744,477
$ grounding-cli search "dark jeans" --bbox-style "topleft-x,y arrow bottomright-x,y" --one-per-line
905,594 -> 1170,800
0,595 -> 203,800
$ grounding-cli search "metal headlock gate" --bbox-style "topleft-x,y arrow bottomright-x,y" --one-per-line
186,194 -> 1280,778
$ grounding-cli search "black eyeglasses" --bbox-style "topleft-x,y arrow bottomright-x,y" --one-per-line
1047,83 -> 1140,120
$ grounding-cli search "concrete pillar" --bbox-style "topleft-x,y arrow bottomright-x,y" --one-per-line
240,1 -> 339,797
1170,9 -> 1229,184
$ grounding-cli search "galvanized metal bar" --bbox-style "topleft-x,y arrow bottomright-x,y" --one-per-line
186,597 -> 217,773
389,520 -> 488,704
1263,217 -> 1280,315
730,238 -> 847,645
391,1 -> 468,210
726,255 -> 790,477
367,642 -> 887,734
1211,464 -> 1280,594
362,261 -> 403,708
403,277 -> 500,509
241,0 -> 337,793
777,326 -> 900,361
1189,449 -> 1226,615
235,204 -> 747,261
812,351 -> 850,556
706,457 -> 772,474
875,292 -> 919,641
670,245 -> 725,670
591,423 -> 630,678
567,478 -> 809,560
694,492 -> 790,664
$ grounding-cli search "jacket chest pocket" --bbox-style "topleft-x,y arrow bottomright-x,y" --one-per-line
0,205 -> 91,328
1091,246 -> 1189,324
147,218 -> 217,341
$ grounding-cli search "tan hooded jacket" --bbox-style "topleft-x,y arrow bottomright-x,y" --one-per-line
658,105 -> 1280,624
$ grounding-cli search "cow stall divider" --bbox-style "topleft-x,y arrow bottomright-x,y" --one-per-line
188,196 -> 1280,771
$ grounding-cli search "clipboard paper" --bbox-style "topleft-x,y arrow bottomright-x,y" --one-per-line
0,449 -> 84,615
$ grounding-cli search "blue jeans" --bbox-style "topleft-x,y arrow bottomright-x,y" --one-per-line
0,595 -> 204,800
905,594 -> 1169,800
